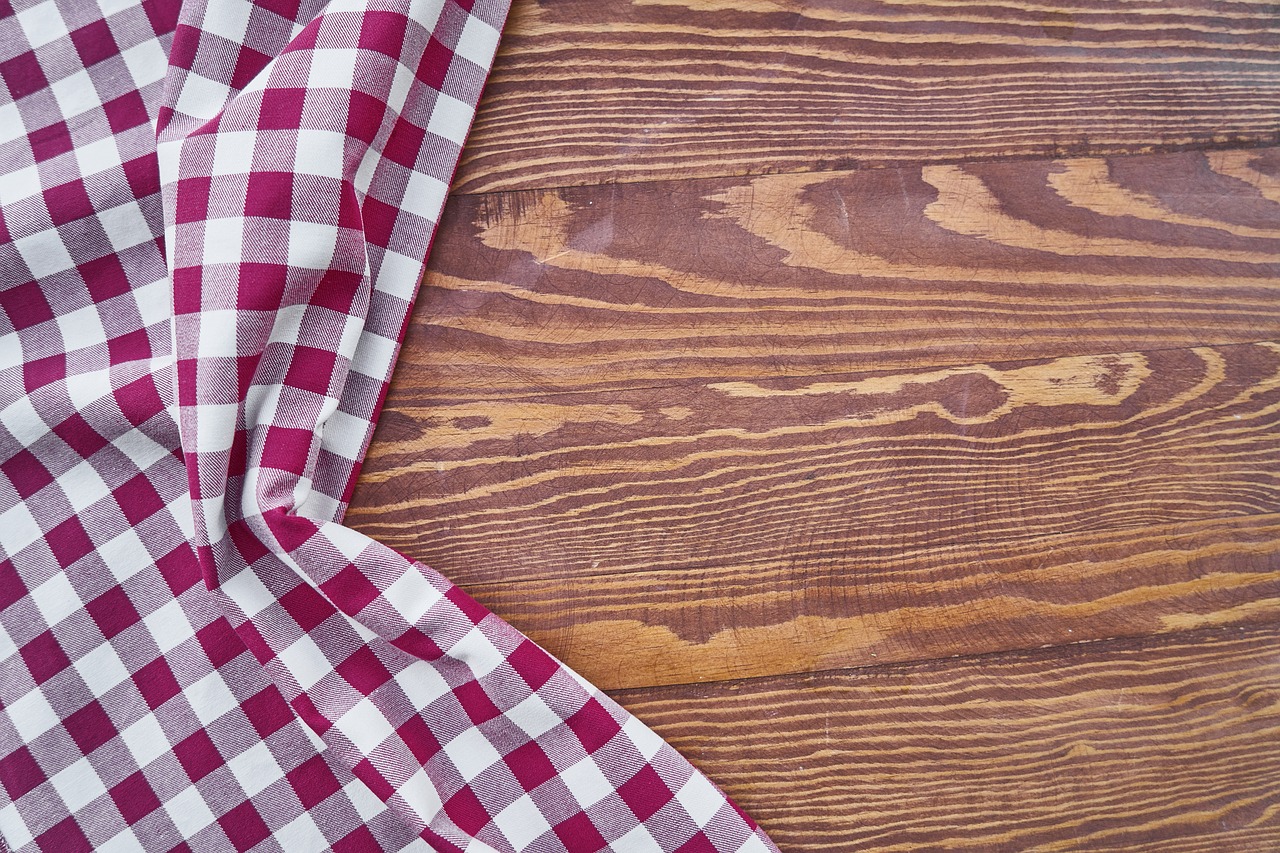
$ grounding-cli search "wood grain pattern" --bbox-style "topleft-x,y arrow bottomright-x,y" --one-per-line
351,338 -> 1280,583
347,144 -> 1280,700
454,0 -> 1280,192
468,513 -> 1280,689
352,7 -> 1280,841
394,148 -> 1280,400
611,625 -> 1280,851
350,337 -> 1280,688
358,8 -> 1280,845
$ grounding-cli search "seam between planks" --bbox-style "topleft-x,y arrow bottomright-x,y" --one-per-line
450,137 -> 1280,198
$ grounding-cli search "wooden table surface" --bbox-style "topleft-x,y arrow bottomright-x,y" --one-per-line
348,1 -> 1280,848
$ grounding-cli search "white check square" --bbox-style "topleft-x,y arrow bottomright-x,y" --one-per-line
63,460 -> 112,513
201,217 -> 247,265
131,278 -> 171,328
50,69 -> 101,121
65,368 -> 112,412
226,741 -> 280,799
74,135 -> 125,178
99,528 -> 150,583
220,565 -> 277,620
0,103 -> 21,147
194,402 -> 240,453
349,329 -> 396,381
622,715 -> 667,761
163,784 -> 217,837
211,132 -> 259,177
203,0 -> 252,45
372,248 -> 422,300
613,824 -> 665,853
30,572 -> 80,627
277,634 -> 333,691
396,768 -> 443,823
0,802 -> 34,850
275,812 -> 329,852
491,794 -> 552,850
141,599 -> 195,656
293,131 -> 345,179
401,170 -> 447,223
119,714 -> 169,769
98,827 -> 144,853
450,627 -> 505,680
559,756 -> 612,810
383,565 -> 443,625
335,697 -> 394,755
13,231 -> 76,278
73,641 -> 132,697
318,409 -> 371,463
7,687 -> 60,742
0,502 -> 45,558
0,165 -> 41,205
675,772 -> 726,826
16,0 -> 66,48
55,303 -> 109,352
187,670 -> 238,726
98,200 -> 152,253
307,49 -> 358,90
426,92 -> 472,145
455,16 -> 501,68
50,757 -> 107,812
286,221 -> 339,270
506,693 -> 563,741
175,72 -> 232,123
195,310 -> 241,358
408,0 -> 445,35
120,38 -> 168,90
442,726 -> 502,783
396,659 -> 450,710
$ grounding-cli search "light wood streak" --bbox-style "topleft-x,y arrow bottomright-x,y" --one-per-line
385,149 -> 1280,401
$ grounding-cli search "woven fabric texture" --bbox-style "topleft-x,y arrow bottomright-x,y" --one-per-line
0,1 -> 780,850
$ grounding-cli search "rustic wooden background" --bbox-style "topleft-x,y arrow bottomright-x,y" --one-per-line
348,0 -> 1280,848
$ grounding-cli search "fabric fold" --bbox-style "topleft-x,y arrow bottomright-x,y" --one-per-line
0,0 -> 780,851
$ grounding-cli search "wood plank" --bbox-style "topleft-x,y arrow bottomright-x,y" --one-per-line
609,625 -> 1280,851
468,513 -> 1280,690
349,340 -> 1280,583
399,148 -> 1280,400
455,0 -> 1280,193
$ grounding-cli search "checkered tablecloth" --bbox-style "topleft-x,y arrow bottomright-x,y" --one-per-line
0,1 -> 780,850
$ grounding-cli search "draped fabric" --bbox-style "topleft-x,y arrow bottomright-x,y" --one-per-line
0,1 -> 780,850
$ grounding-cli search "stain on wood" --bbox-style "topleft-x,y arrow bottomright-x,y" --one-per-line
454,0 -> 1280,192
391,148 -> 1280,400
611,625 -> 1280,851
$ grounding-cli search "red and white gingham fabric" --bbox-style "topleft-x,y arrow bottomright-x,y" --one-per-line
0,1 -> 781,850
